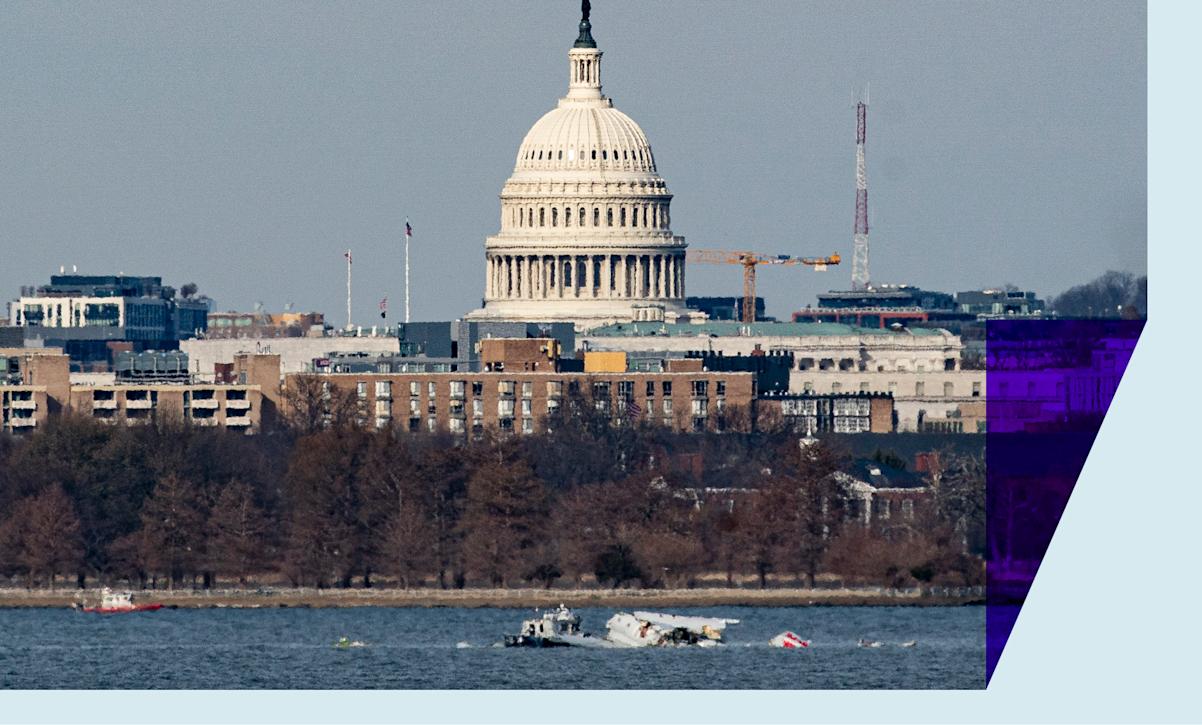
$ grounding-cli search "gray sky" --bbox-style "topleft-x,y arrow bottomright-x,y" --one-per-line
0,1 -> 1145,323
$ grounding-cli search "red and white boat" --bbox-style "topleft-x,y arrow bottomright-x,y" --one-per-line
79,588 -> 163,614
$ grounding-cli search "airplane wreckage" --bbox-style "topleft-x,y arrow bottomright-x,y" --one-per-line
503,605 -> 739,648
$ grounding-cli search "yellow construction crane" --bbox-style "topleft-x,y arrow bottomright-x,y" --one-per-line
686,249 -> 842,323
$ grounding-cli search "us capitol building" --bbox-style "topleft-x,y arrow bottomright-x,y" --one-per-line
467,7 -> 692,330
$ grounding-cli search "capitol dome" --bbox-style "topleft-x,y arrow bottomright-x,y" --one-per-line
515,105 -> 657,175
467,9 -> 689,330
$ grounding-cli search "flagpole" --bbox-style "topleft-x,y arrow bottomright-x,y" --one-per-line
404,218 -> 411,324
345,248 -> 352,331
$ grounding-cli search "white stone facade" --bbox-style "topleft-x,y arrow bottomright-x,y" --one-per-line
181,336 -> 399,376
467,26 -> 687,329
580,328 -> 964,373
788,369 -> 987,433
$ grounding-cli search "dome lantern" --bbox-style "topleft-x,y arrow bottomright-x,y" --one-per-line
567,1 -> 601,101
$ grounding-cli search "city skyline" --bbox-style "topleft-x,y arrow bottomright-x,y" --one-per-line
0,1 -> 1145,323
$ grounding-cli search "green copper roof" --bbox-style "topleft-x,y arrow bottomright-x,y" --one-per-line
584,321 -> 951,338
574,19 -> 596,48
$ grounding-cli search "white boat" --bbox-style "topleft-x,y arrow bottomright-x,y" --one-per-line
504,604 -> 615,648
604,611 -> 739,648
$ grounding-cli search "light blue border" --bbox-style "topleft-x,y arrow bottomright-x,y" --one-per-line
4,1 -> 1196,722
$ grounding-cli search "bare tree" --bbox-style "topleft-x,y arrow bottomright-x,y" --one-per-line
138,474 -> 206,589
380,503 -> 436,588
208,480 -> 269,586
282,375 -> 359,434
281,431 -> 368,587
460,452 -> 548,587
0,486 -> 84,588
772,439 -> 853,587
933,452 -> 986,555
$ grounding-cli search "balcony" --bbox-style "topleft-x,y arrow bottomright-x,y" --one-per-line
189,398 -> 220,410
225,399 -> 251,411
191,416 -> 220,427
225,417 -> 252,428
125,398 -> 154,410
9,417 -> 37,428
9,399 -> 38,411
92,399 -> 118,410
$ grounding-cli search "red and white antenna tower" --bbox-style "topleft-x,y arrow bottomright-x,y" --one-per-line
851,85 -> 870,291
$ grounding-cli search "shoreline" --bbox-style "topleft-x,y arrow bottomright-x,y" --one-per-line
0,586 -> 983,609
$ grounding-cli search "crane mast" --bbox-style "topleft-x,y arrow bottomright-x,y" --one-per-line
852,90 -> 871,291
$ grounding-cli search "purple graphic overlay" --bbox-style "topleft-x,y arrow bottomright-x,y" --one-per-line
985,319 -> 1143,684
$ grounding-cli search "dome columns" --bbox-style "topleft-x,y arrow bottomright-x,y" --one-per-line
567,48 -> 603,101
486,252 -> 684,302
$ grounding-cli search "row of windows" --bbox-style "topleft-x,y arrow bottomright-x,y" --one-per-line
379,416 -> 541,436
377,392 -> 726,422
511,203 -> 669,230
522,146 -> 650,165
798,358 -> 957,372
350,378 -> 727,401
369,401 -> 735,436
798,380 -> 983,397
780,398 -> 872,416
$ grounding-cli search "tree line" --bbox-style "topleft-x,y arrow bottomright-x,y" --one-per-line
0,396 -> 984,591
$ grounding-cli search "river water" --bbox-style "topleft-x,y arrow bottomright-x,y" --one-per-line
0,605 -> 984,689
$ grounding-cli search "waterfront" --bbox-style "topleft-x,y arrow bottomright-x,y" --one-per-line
0,585 -> 983,610
0,605 -> 983,689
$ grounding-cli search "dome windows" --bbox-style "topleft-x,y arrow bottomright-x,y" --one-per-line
568,148 -> 575,161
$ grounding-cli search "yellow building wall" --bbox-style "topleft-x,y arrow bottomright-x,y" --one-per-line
583,351 -> 627,373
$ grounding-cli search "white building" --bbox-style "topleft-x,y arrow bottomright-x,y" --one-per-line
467,10 -> 689,329
789,369 -> 986,433
181,336 -> 399,377
580,322 -> 964,373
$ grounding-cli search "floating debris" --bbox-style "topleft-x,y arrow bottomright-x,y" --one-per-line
857,638 -> 884,648
604,612 -> 738,648
769,631 -> 810,649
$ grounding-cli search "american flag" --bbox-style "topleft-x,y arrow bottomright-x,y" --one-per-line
344,251 -> 352,264
625,398 -> 642,421
405,219 -> 413,238
379,297 -> 388,319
